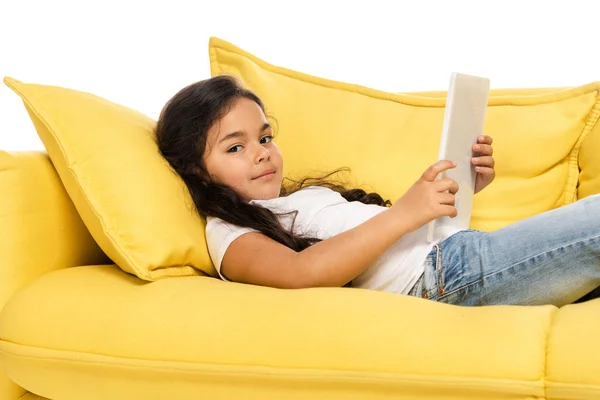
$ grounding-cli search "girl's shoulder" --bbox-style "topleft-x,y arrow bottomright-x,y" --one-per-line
205,215 -> 254,232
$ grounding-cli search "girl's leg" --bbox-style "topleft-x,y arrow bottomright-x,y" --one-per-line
410,194 -> 600,306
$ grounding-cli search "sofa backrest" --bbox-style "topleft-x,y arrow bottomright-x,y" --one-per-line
210,37 -> 600,233
578,107 -> 600,199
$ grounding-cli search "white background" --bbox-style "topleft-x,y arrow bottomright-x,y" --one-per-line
1,0 -> 598,150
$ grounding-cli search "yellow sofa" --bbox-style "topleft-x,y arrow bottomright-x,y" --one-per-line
2,38 -> 600,399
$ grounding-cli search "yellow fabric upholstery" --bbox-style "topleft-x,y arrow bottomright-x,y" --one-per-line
209,37 -> 600,232
0,265 -> 557,400
0,151 -> 109,400
3,78 -> 214,281
546,300 -> 600,398
0,151 -> 108,306
578,102 -> 600,199
2,38 -> 600,399
19,394 -> 48,400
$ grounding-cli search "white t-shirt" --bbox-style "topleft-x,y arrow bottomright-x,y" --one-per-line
205,186 -> 463,295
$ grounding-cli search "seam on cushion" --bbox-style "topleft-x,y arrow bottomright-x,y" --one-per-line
208,41 -> 600,108
0,344 -> 546,394
545,381 -> 600,394
570,91 -> 600,203
542,306 -> 559,400
17,393 -> 38,400
5,80 -> 152,281
209,46 -> 223,77
562,128 -> 584,206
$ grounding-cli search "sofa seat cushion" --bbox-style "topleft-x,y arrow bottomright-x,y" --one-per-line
546,299 -> 600,398
0,265 -> 559,399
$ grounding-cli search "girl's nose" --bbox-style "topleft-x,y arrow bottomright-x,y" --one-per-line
256,146 -> 271,163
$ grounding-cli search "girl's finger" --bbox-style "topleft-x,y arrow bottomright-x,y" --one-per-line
478,135 -> 493,145
471,156 -> 495,167
472,143 -> 493,156
475,166 -> 495,175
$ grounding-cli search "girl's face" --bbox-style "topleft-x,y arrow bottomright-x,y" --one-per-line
203,97 -> 284,202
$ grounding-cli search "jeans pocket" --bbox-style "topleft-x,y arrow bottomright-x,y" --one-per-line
434,244 -> 446,296
417,245 -> 443,300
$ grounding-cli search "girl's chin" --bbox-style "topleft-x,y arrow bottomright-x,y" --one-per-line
250,187 -> 280,201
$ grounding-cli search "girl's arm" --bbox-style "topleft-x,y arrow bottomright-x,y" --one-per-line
221,207 -> 413,289
221,160 -> 459,289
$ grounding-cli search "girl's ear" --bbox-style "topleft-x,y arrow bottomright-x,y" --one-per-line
193,166 -> 210,182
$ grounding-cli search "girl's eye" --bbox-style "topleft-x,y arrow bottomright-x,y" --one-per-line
260,135 -> 273,144
228,136 -> 272,153
227,145 -> 243,153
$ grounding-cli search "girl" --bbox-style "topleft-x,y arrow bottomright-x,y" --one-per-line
156,75 -> 600,307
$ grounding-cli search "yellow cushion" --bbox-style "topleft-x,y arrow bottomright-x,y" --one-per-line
19,394 -> 48,400
0,151 -> 108,308
209,37 -> 600,231
3,78 -> 214,280
0,151 -> 110,400
546,299 -> 600,398
578,103 -> 600,199
0,265 -> 556,399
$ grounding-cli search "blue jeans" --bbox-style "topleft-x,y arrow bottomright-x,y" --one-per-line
407,194 -> 600,306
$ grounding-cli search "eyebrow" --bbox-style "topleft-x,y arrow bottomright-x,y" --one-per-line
218,123 -> 272,144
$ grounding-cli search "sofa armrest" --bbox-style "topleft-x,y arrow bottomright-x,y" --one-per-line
0,151 -> 110,308
0,150 -> 112,306
0,151 -> 109,399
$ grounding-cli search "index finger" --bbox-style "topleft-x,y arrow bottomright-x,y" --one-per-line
421,160 -> 456,182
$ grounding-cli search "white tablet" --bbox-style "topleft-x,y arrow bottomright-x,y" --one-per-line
427,72 -> 490,243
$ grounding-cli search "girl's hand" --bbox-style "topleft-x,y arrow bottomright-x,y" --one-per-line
392,160 -> 459,232
472,135 -> 495,194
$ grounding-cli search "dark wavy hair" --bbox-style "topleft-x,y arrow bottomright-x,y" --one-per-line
155,75 -> 390,253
